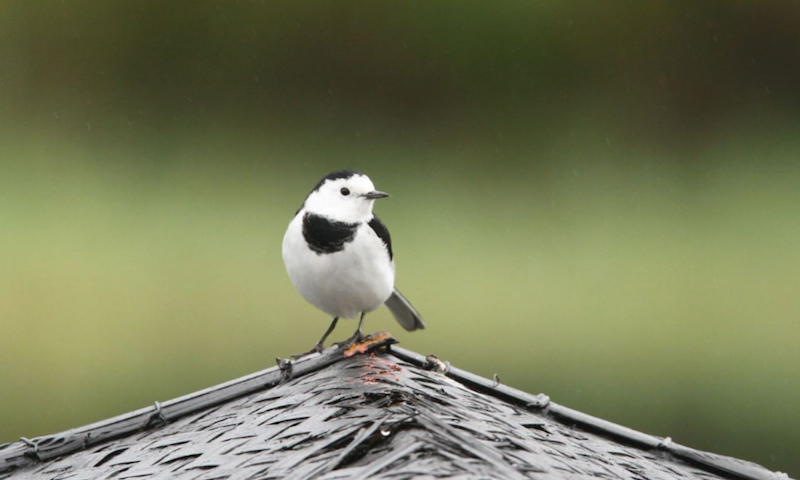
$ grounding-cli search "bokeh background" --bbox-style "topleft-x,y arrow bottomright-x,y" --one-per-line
1,1 -> 798,476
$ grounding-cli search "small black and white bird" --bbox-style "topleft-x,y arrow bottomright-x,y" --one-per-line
282,170 -> 425,353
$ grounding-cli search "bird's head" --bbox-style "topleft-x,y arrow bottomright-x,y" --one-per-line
301,170 -> 389,223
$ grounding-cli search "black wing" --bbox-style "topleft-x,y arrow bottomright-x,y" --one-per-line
368,214 -> 393,260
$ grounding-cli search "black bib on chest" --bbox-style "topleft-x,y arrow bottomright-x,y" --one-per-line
302,212 -> 360,255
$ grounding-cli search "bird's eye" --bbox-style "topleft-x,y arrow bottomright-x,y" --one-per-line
340,187 -> 350,196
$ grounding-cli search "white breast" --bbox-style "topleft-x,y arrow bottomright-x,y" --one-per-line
282,213 -> 395,319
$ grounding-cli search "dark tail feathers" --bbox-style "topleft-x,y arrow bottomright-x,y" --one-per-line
384,288 -> 426,331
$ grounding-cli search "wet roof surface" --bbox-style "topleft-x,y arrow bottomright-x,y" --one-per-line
0,340 -> 789,480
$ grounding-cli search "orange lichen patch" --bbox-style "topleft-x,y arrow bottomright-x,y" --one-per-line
343,331 -> 395,358
370,356 -> 404,373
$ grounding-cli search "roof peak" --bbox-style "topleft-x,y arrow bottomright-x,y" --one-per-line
0,335 -> 790,480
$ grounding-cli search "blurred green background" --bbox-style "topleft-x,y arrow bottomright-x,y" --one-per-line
1,1 -> 798,476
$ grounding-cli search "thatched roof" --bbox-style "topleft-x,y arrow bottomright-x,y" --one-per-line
0,335 -> 790,480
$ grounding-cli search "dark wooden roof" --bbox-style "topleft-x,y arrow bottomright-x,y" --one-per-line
0,337 -> 791,480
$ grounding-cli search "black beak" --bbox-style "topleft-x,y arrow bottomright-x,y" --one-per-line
363,190 -> 390,199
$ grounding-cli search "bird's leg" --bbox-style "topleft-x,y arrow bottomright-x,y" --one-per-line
291,317 -> 338,360
316,317 -> 339,350
340,313 -> 367,349
353,312 -> 366,341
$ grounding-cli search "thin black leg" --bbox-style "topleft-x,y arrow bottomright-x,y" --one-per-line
353,312 -> 366,341
316,317 -> 339,350
291,317 -> 339,360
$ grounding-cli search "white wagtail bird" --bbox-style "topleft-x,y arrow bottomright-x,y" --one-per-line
282,170 -> 425,353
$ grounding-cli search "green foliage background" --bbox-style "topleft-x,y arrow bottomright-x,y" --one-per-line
1,2 -> 798,476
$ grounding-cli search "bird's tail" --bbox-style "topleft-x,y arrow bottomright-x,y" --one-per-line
384,288 -> 426,331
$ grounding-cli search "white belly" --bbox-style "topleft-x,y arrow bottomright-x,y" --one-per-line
282,215 -> 395,319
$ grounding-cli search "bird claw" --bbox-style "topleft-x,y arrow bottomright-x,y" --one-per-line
341,329 -> 364,346
289,343 -> 324,361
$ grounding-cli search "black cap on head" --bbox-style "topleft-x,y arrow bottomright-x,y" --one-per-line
310,169 -> 362,194
296,170 -> 364,215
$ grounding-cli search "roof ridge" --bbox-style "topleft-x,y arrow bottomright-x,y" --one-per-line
0,334 -> 397,474
0,338 -> 791,480
388,346 -> 791,480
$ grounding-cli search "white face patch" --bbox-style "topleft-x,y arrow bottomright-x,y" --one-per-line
303,174 -> 379,223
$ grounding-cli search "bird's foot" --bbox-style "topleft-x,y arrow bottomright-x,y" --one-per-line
289,343 -> 325,361
340,329 -> 364,346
